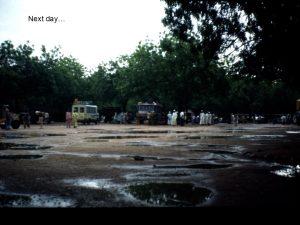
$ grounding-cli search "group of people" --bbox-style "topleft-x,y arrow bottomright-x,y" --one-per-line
190,110 -> 216,125
167,110 -> 186,126
65,111 -> 78,128
198,110 -> 215,125
35,111 -> 50,129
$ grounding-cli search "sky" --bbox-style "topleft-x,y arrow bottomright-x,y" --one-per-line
0,0 -> 168,70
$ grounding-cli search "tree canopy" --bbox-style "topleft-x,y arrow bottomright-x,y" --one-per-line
162,0 -> 300,88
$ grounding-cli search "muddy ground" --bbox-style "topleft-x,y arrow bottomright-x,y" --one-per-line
0,122 -> 299,207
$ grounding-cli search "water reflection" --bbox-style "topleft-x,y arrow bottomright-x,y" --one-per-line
126,182 -> 212,207
271,165 -> 300,178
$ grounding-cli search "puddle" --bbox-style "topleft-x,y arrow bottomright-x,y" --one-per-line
85,139 -> 109,143
126,130 -> 200,134
270,165 -> 300,178
0,192 -> 74,207
0,142 -> 15,150
27,133 -> 67,137
64,178 -> 114,189
0,133 -> 66,139
124,155 -> 175,161
0,134 -> 27,139
48,133 -> 66,137
124,171 -> 192,181
0,143 -> 51,151
9,145 -> 51,150
224,129 -> 249,132
0,155 -> 43,160
286,131 -> 300,134
183,135 -> 233,140
241,135 -> 286,140
86,135 -> 159,140
153,163 -> 232,169
47,151 -> 124,159
0,193 -> 31,207
126,183 -> 212,207
189,149 -> 237,154
126,141 -> 194,147
127,130 -> 169,134
126,172 -> 190,179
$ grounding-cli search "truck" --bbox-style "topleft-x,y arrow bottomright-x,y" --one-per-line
0,105 -> 21,129
136,102 -> 166,125
72,100 -> 99,125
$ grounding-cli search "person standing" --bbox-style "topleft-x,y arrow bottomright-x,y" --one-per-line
167,111 -> 172,125
44,112 -> 50,124
180,111 -> 185,126
36,111 -> 44,129
73,112 -> 78,128
171,110 -> 177,126
199,110 -> 205,125
66,111 -> 72,128
5,108 -> 12,130
22,112 -> 31,129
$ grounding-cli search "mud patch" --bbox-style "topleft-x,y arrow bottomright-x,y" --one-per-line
86,135 -> 159,140
153,163 -> 232,169
0,155 -> 43,160
189,149 -> 237,154
125,171 -> 191,180
183,135 -> 233,140
0,142 -> 15,150
28,133 -> 67,137
126,141 -> 193,147
85,139 -> 109,143
0,133 -> 27,139
127,130 -> 169,134
241,135 -> 286,140
125,130 -> 197,134
124,155 -> 175,161
0,143 -> 51,151
126,183 -> 212,206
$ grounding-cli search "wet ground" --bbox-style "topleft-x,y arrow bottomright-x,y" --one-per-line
0,123 -> 299,207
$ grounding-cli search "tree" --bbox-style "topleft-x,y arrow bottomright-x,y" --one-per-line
162,0 -> 300,89
87,63 -> 118,108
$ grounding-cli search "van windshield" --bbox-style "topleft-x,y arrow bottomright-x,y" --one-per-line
87,107 -> 97,114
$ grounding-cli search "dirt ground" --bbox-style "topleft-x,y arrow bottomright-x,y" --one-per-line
0,122 -> 300,207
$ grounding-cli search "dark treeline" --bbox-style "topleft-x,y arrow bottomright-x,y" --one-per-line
1,0 -> 299,121
0,37 -> 298,122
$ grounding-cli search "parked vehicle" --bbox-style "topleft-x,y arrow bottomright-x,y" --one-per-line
72,100 -> 99,125
136,102 -> 166,125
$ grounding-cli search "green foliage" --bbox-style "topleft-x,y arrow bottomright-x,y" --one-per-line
1,33 -> 298,121
0,41 -> 87,121
162,0 -> 300,88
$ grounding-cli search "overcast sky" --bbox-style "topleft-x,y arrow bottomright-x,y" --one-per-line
0,0 -> 167,70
